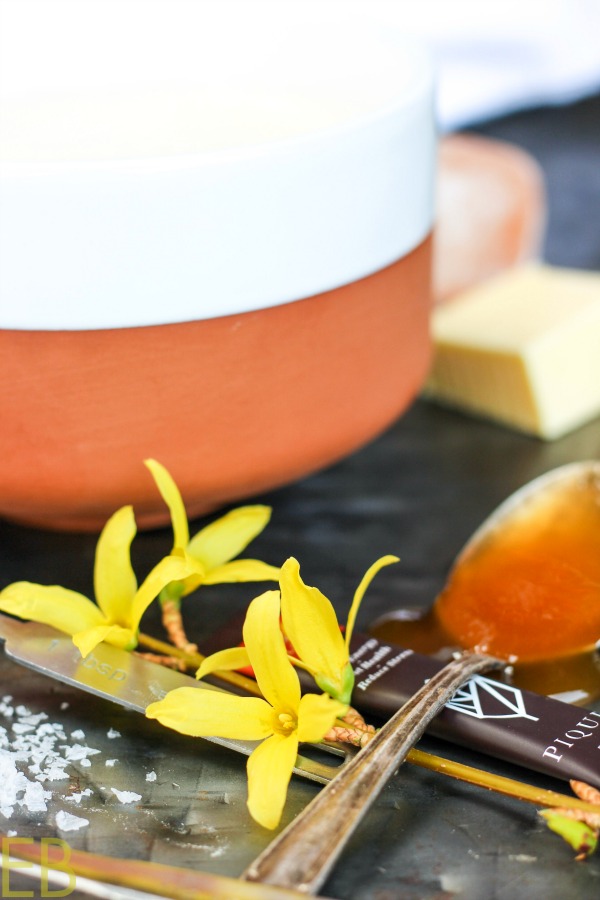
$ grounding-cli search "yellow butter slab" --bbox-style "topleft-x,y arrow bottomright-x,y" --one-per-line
425,264 -> 600,439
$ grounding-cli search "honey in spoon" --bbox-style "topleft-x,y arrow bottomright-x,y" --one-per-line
370,462 -> 600,702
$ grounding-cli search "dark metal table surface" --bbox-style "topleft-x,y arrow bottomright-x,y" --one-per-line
2,93 -> 600,899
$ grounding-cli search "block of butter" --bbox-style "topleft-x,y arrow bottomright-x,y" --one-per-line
425,263 -> 600,439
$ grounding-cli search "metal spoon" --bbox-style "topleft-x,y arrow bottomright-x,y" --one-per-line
242,650 -> 500,894
371,460 -> 600,702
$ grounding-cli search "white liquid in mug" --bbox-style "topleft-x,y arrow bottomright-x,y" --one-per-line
0,83 -> 403,162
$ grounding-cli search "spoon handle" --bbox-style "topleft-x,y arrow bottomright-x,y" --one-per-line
243,652 -> 501,894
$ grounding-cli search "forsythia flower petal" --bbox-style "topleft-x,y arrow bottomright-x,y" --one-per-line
73,623 -> 134,658
0,582 -> 105,635
279,555 -> 399,704
128,555 -> 202,631
344,555 -> 399,651
246,732 -> 299,830
297,692 -> 348,744
243,591 -> 300,713
186,506 -> 273,571
279,557 -> 346,682
146,686 -> 274,741
196,647 -> 252,680
146,461 -> 278,599
93,506 -> 138,624
201,559 -> 281,585
144,459 -> 189,551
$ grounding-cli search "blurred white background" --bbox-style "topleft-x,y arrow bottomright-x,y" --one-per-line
316,0 -> 600,129
2,0 -> 600,132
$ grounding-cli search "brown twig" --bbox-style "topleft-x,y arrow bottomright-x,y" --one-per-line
160,597 -> 198,653
572,780 -> 600,806
135,651 -> 188,671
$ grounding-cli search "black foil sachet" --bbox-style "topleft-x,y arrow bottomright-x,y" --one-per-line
347,634 -> 600,785
205,617 -> 600,785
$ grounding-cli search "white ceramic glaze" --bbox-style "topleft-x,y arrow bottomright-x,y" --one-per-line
0,3 -> 435,329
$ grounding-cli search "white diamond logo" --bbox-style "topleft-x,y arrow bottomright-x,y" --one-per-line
446,675 -> 539,721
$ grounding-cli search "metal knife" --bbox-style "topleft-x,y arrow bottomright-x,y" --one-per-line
0,612 -> 349,784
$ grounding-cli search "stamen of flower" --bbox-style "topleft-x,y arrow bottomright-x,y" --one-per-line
277,712 -> 296,732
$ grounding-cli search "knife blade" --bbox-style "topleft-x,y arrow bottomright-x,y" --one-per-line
0,612 -> 350,784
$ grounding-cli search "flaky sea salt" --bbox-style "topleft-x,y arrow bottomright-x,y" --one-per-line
111,788 -> 141,804
69,789 -> 93,804
1,695 -> 150,834
0,749 -> 51,817
61,743 -> 101,762
0,750 -> 25,817
38,762 -> 69,782
13,722 -> 37,735
56,809 -> 89,832
23,780 -> 51,812
0,700 -> 102,820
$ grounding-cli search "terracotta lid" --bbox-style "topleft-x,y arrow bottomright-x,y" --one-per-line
434,133 -> 547,303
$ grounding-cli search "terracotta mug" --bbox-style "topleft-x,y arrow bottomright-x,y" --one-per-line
0,8 -> 436,530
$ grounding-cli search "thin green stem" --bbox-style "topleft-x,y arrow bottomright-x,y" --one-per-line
407,747 -> 600,814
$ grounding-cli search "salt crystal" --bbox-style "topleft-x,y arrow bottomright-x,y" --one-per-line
107,728 -> 121,739
20,712 -> 48,727
146,771 -> 157,782
39,722 -> 63,737
39,763 -> 69,782
70,729 -> 85,740
61,743 -> 101,761
111,788 -> 141,804
80,759 -> 91,767
105,759 -> 118,767
69,789 -> 93,804
0,698 -> 14,718
13,723 -> 36,734
60,702 -> 69,710
23,780 -> 51,813
56,810 -> 89,832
